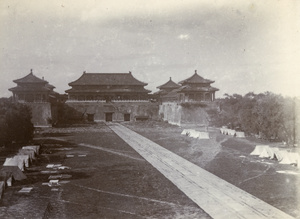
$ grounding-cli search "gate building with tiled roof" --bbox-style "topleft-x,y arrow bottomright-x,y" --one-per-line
66,71 -> 151,102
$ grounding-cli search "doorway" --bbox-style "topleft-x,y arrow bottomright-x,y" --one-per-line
105,113 -> 113,122
124,113 -> 130,121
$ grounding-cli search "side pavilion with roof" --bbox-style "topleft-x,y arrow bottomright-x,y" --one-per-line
156,70 -> 219,103
66,71 -> 151,102
9,69 -> 58,103
8,69 -> 59,126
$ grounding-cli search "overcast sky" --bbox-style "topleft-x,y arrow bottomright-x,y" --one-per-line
0,0 -> 299,98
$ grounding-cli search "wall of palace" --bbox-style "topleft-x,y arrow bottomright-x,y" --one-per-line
159,102 -> 212,126
66,101 -> 160,122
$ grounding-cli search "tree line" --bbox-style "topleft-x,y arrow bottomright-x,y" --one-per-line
0,98 -> 34,146
209,92 -> 298,146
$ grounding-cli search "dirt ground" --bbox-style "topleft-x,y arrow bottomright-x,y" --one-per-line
0,121 -> 299,218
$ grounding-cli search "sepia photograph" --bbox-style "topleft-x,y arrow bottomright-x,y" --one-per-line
0,0 -> 299,218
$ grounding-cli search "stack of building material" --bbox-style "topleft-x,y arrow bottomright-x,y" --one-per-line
3,157 -> 25,171
22,145 -> 40,155
14,155 -> 30,168
18,148 -> 36,161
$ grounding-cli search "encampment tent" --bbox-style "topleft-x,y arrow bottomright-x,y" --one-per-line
279,151 -> 294,164
258,146 -> 278,159
198,132 -> 210,139
274,150 -> 286,162
181,129 -> 191,136
0,166 -> 26,181
189,130 -> 200,138
235,132 -> 245,138
286,152 -> 300,165
250,145 -> 270,156
227,129 -> 236,136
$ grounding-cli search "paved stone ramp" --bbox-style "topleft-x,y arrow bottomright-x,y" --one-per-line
109,123 -> 294,219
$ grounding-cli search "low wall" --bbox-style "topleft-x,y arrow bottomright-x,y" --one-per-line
66,101 -> 159,122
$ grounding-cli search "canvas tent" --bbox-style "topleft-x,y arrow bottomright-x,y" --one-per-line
188,130 -> 199,138
279,151 -> 294,164
259,147 -> 279,159
280,152 -> 300,165
250,145 -> 270,156
227,129 -> 236,136
235,132 -> 245,138
198,132 -> 210,139
181,129 -> 192,136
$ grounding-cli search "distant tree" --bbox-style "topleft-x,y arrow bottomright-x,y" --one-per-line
214,92 -> 297,145
0,98 -> 34,146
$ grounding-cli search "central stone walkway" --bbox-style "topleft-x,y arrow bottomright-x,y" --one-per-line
109,123 -> 294,219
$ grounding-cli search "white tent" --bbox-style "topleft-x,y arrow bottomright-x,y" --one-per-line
189,130 -> 200,138
227,129 -> 236,136
258,147 -> 279,159
181,129 -> 191,136
250,145 -> 270,156
279,151 -> 294,164
287,152 -> 300,165
235,132 -> 245,138
198,132 -> 210,139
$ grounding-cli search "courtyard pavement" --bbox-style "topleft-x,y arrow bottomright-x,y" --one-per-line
109,123 -> 295,219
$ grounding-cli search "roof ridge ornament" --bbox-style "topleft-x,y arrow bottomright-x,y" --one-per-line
30,69 -> 33,74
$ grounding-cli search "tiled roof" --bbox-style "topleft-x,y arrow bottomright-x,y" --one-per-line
68,72 -> 147,86
46,83 -> 55,89
8,86 -> 51,92
178,85 -> 219,92
157,77 -> 181,89
179,70 -> 214,85
65,87 -> 151,93
13,71 -> 48,84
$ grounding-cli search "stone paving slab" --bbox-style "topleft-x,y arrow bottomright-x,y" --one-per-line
109,123 -> 295,219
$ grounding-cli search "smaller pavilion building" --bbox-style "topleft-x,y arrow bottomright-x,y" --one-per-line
157,70 -> 219,103
9,69 -> 59,126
